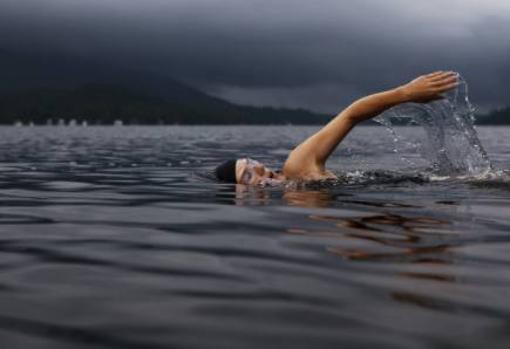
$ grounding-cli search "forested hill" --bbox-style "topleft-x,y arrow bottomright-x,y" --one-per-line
0,50 -> 330,125
2,50 -> 508,125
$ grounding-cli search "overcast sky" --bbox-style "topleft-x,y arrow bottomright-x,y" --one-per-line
1,0 -> 510,113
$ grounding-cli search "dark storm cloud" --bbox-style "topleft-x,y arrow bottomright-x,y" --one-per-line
1,0 -> 510,112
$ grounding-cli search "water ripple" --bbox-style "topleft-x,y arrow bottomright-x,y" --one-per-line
0,126 -> 508,348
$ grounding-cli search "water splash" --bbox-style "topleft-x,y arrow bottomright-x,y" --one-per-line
374,74 -> 492,176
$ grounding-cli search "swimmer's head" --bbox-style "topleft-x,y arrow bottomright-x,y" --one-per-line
215,158 -> 283,185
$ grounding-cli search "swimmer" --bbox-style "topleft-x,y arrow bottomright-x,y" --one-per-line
215,71 -> 459,185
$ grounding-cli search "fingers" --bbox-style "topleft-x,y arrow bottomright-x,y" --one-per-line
429,71 -> 457,82
427,71 -> 445,78
426,70 -> 454,78
431,74 -> 458,87
435,81 -> 460,93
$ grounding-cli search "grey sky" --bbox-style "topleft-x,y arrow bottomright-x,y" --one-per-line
1,0 -> 509,113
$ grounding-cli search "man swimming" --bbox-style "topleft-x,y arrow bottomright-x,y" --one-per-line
215,71 -> 459,185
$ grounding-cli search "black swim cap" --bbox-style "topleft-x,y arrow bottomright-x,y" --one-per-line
215,159 -> 237,183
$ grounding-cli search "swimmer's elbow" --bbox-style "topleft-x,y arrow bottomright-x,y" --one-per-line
342,111 -> 362,125
341,99 -> 376,125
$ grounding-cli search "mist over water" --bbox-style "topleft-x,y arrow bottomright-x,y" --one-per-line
375,74 -> 492,176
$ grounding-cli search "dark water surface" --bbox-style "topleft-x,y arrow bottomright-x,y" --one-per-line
0,125 -> 509,349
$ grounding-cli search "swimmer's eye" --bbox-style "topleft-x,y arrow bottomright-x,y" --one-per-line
241,170 -> 252,184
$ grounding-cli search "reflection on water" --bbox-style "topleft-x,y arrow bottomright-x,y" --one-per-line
283,190 -> 335,208
0,126 -> 509,349
282,195 -> 455,264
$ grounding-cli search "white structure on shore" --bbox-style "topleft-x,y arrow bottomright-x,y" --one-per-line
114,119 -> 123,126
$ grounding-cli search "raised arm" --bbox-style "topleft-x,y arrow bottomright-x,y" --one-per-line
282,71 -> 458,179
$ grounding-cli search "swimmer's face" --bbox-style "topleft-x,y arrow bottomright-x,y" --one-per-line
235,158 -> 277,185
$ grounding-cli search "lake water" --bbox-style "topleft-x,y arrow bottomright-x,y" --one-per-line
0,125 -> 509,349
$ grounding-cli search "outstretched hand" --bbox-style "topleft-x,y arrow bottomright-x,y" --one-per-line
400,71 -> 459,103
